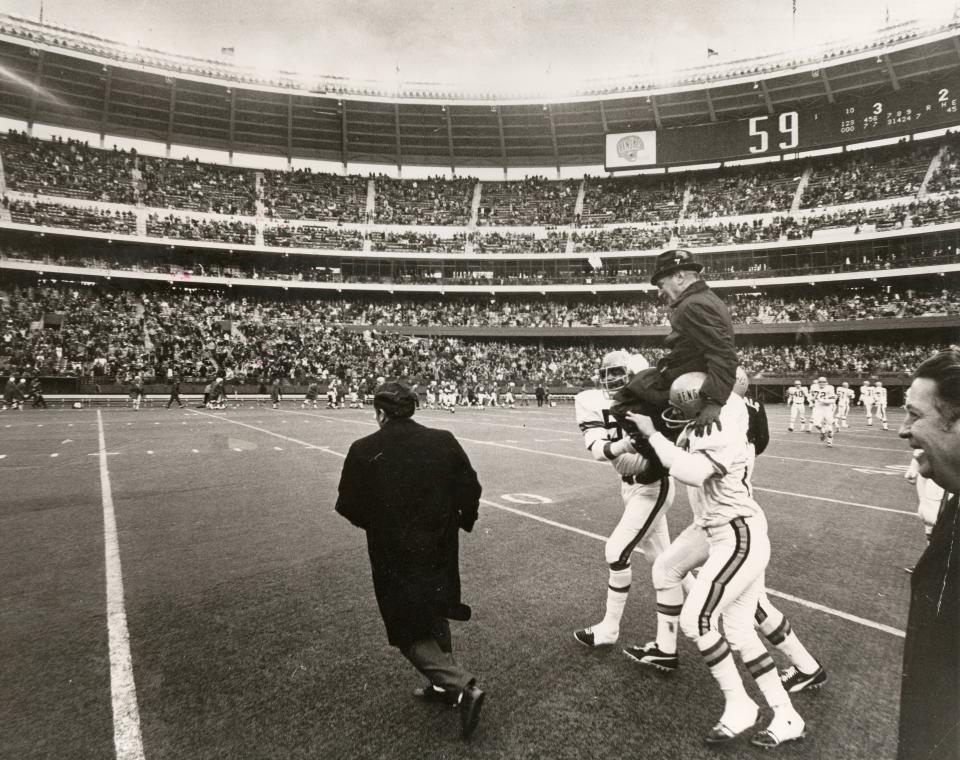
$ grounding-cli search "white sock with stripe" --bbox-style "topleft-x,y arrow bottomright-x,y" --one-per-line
758,612 -> 820,674
654,586 -> 684,654
599,567 -> 631,632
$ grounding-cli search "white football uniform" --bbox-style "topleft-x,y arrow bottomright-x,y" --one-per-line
873,386 -> 888,421
809,384 -> 837,431
648,394 -> 795,729
572,387 -> 675,646
786,386 -> 809,430
859,384 -> 875,418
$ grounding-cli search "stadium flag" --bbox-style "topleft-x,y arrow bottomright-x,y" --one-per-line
220,46 -> 235,57
707,48 -> 719,57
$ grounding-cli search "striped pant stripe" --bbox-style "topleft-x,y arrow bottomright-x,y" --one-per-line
608,583 -> 631,593
656,602 -> 683,616
765,617 -> 792,645
698,517 -> 751,636
615,476 -> 671,568
744,653 -> 777,679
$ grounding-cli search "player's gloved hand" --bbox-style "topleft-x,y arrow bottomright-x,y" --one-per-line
693,400 -> 723,435
624,411 -> 657,439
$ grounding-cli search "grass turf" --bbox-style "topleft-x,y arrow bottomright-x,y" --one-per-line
0,403 -> 920,759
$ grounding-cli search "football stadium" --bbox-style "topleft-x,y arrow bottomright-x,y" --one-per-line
1,1 -> 959,758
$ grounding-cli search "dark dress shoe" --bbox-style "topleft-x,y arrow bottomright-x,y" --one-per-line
412,683 -> 459,706
459,684 -> 485,740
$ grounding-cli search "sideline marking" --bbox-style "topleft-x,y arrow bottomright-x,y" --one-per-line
192,410 -> 344,456
285,410 -> 914,516
479,497 -> 905,639
213,410 -> 907,639
501,493 -> 553,505
96,410 -> 146,760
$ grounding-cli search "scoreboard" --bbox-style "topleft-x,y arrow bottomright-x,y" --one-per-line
605,78 -> 960,170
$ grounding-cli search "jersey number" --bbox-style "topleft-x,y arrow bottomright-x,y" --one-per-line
601,409 -> 624,441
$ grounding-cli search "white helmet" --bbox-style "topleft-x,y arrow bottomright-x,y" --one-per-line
627,353 -> 650,375
733,366 -> 749,398
663,371 -> 707,428
599,350 -> 632,392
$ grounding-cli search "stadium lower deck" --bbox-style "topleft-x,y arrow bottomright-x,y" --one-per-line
1,401 -> 918,759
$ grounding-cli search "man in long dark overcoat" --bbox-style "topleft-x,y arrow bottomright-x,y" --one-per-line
335,382 -> 486,740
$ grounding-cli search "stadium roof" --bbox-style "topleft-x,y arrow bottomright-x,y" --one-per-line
1,11 -> 960,167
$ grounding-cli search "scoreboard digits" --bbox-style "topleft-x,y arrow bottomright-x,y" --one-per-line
623,78 -> 960,168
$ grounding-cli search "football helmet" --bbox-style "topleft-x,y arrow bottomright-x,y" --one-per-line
794,380 -> 802,387
599,350 -> 633,392
626,353 -> 650,375
734,366 -> 749,398
874,380 -> 883,387
663,371 -> 708,428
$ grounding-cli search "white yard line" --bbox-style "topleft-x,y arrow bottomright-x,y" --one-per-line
479,497 -> 906,639
96,410 -> 146,760
209,410 -> 908,638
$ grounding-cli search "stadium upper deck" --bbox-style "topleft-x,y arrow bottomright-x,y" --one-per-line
1,13 -> 960,168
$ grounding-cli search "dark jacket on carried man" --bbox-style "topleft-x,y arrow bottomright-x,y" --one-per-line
335,416 -> 482,648
659,278 -> 738,405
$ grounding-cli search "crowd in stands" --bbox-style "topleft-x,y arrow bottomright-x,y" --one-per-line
1,285 -> 147,377
580,175 -> 684,224
471,231 -> 567,254
800,142 -> 937,208
572,226 -> 671,252
2,132 -> 137,204
2,283 -> 955,384
261,169 -> 367,223
146,214 -> 256,244
477,178 -> 578,226
6,199 -> 137,234
139,157 -> 257,215
374,177 -> 474,225
369,231 -> 466,253
686,164 -> 801,218
263,224 -> 364,250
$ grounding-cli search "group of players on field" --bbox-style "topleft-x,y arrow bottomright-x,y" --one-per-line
786,378 -> 889,446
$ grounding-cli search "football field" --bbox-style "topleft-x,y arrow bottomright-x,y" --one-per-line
0,401 -> 920,759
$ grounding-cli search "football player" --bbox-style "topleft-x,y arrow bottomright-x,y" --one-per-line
302,380 -> 320,409
624,368 -> 826,693
425,382 -> 437,410
326,378 -> 339,409
858,380 -> 876,425
623,373 -> 805,748
810,377 -> 837,447
786,380 -> 810,433
835,381 -> 855,429
573,350 -> 675,648
873,380 -> 889,430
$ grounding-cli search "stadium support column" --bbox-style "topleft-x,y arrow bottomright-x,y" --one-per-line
759,80 -> 774,115
649,96 -> 662,130
100,66 -> 113,149
704,89 -> 717,123
228,88 -> 237,163
341,101 -> 349,170
496,107 -> 507,177
445,106 -> 455,173
819,69 -> 835,104
286,94 -> 294,166
394,103 -> 402,173
547,105 -> 560,178
28,49 -> 44,132
880,55 -> 900,91
166,78 -> 177,158
598,101 -> 609,134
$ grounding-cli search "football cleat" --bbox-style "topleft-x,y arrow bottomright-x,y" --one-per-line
820,431 -> 826,442
574,626 -> 618,647
751,711 -> 806,748
704,701 -> 759,745
780,665 -> 828,693
622,642 -> 679,673
787,426 -> 794,432
413,683 -> 460,706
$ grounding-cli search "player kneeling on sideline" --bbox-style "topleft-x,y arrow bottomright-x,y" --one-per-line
624,367 -> 827,693
810,377 -> 837,447
622,372 -> 806,748
573,351 -> 676,647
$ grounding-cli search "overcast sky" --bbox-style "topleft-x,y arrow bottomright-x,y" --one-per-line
1,0 -> 957,89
